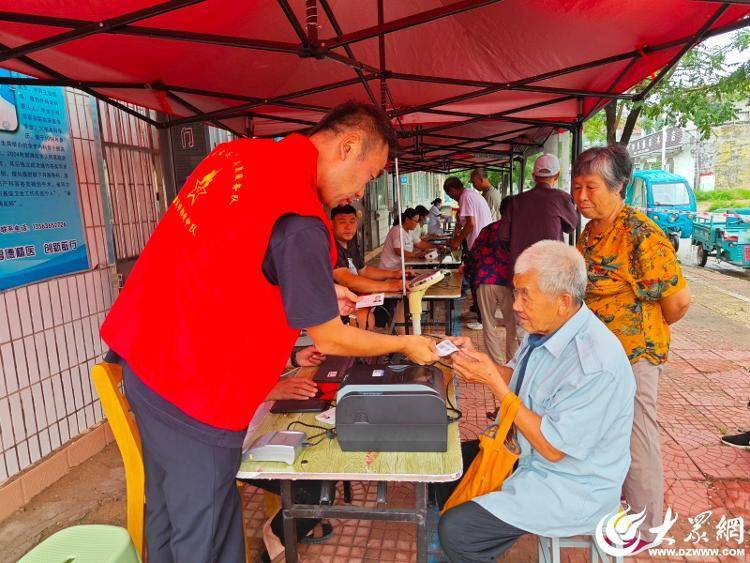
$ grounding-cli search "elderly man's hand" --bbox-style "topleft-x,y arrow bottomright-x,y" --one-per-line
447,336 -> 475,351
334,284 -> 359,316
452,349 -> 504,388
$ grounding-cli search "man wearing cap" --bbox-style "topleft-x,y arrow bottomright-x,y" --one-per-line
499,153 -> 578,270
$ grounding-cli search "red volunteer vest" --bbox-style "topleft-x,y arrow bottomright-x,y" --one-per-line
100,134 -> 336,430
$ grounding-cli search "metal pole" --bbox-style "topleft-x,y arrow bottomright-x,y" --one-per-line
571,121 -> 584,243
394,158 -> 407,296
519,156 -> 526,193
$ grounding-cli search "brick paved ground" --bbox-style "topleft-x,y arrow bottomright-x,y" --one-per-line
241,262 -> 750,562
1,262 -> 747,562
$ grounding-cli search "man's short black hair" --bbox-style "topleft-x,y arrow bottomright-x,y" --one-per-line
394,207 -> 418,225
414,205 -> 429,217
331,204 -> 357,219
309,101 -> 398,158
443,177 -> 464,191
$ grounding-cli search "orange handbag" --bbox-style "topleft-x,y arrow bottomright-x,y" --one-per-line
441,392 -> 522,514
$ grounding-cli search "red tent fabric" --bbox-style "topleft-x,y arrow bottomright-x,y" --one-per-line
1,0 -> 748,170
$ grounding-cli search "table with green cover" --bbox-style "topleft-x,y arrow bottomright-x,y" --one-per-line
237,365 -> 463,563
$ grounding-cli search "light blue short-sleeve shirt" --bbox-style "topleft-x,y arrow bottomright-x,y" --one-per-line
473,304 -> 636,537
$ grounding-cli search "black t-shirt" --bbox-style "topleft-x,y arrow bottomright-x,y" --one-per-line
335,238 -> 365,273
262,214 -> 340,329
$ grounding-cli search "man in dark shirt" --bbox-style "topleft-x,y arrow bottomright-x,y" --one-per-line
499,153 -> 578,270
331,205 -> 404,293
103,103 -> 439,563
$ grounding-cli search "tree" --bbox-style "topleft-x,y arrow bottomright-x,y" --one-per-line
584,29 -> 750,146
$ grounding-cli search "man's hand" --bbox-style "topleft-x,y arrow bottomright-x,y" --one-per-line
447,336 -> 475,352
294,346 -> 325,367
386,279 -> 404,292
266,377 -> 319,401
334,284 -> 358,316
452,349 -> 506,389
401,335 -> 439,365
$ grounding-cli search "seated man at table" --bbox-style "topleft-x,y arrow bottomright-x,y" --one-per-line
331,204 -> 405,294
412,205 -> 440,252
331,204 -> 411,329
437,240 -> 635,562
379,208 -> 425,270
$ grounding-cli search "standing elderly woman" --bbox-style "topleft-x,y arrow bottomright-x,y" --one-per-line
572,145 -> 691,547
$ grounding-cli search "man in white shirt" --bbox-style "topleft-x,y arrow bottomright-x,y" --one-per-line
444,177 -> 492,251
444,177 -> 493,332
379,208 -> 424,270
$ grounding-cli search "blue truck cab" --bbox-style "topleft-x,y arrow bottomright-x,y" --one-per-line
624,169 -> 696,251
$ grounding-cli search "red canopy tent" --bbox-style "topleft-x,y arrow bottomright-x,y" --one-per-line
1,0 -> 749,172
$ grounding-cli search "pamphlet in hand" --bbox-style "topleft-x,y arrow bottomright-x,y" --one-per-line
355,293 -> 385,309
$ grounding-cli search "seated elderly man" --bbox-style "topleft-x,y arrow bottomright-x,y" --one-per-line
438,240 -> 635,562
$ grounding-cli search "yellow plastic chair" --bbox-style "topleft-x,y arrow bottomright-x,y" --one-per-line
92,362 -> 256,562
91,362 -> 145,558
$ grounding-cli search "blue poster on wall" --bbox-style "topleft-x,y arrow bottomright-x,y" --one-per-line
0,70 -> 89,291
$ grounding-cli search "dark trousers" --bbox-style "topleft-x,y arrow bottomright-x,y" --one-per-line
127,393 -> 246,563
432,441 -> 527,563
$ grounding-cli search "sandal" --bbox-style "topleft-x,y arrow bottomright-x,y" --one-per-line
299,521 -> 334,544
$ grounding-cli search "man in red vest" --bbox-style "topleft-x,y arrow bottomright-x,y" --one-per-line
100,102 -> 438,562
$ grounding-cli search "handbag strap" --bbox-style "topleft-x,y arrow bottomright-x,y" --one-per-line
489,392 -> 521,444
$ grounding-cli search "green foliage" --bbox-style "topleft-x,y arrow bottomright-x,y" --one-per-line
706,200 -> 748,211
583,111 -> 607,147
695,188 -> 750,202
590,29 -> 750,143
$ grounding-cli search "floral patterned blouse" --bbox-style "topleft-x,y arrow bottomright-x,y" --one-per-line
577,206 -> 687,365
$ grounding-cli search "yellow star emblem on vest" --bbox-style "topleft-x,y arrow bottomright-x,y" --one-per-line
187,169 -> 221,205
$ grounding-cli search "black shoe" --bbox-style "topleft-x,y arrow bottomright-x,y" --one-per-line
721,430 -> 750,449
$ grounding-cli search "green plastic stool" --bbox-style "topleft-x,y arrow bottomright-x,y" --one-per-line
19,525 -> 141,563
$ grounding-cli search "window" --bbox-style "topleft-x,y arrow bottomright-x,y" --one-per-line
651,182 -> 691,206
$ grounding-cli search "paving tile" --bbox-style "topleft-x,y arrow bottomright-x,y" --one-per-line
234,296 -> 750,563
686,446 -> 750,480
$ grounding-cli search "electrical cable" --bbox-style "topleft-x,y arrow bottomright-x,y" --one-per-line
286,420 -> 337,447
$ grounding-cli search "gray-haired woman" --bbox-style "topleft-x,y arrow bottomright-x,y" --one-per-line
572,145 -> 691,548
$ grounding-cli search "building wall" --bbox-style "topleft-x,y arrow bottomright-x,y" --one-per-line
0,89 -> 163,491
629,116 -> 750,191
713,122 -> 750,190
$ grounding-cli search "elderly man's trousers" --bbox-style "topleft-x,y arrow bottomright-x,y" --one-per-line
433,440 -> 528,562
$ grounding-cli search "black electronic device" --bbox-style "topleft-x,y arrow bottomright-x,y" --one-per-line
335,364 -> 448,452
312,355 -> 355,383
270,399 -> 330,414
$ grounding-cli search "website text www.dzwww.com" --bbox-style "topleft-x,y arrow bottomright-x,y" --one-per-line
648,547 -> 745,557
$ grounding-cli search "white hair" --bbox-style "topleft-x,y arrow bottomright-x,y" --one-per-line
514,240 -> 587,304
